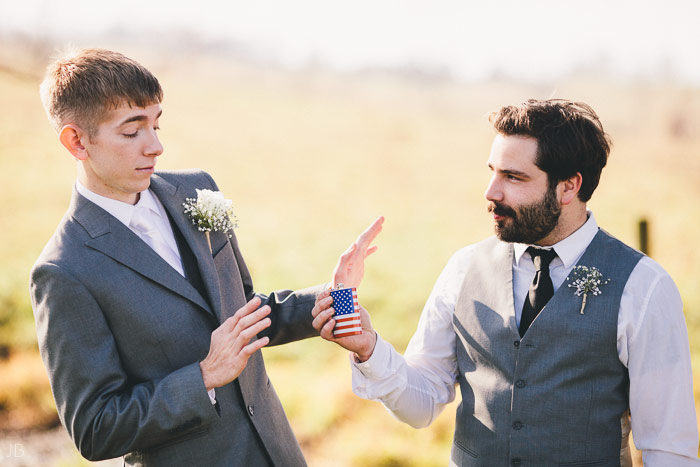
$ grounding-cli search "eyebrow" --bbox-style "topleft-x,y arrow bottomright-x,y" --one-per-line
501,168 -> 529,178
488,164 -> 530,178
118,109 -> 162,126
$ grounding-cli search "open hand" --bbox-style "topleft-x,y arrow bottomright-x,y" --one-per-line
331,216 -> 383,289
311,288 -> 377,361
199,297 -> 271,390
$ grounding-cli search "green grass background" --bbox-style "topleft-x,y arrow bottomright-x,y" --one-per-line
1,48 -> 698,465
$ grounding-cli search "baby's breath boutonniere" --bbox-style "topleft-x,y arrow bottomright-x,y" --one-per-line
567,266 -> 610,315
183,189 -> 237,253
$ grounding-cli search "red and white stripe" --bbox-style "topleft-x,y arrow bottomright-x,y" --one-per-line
333,288 -> 362,336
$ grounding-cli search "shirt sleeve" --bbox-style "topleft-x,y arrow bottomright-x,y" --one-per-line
618,258 -> 700,465
350,247 -> 471,428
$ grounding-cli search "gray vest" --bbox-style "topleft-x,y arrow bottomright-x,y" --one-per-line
451,229 -> 643,467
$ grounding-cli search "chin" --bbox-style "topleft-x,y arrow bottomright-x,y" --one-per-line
133,180 -> 152,194
494,218 -> 510,230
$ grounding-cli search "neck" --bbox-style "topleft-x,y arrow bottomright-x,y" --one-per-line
534,205 -> 588,247
77,165 -> 140,205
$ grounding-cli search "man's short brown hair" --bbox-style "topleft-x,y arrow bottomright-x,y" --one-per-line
40,48 -> 163,136
489,99 -> 611,202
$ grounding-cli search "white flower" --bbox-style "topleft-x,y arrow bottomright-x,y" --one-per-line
182,189 -> 237,237
567,265 -> 610,314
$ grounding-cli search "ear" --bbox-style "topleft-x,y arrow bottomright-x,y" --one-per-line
58,124 -> 89,161
558,172 -> 583,206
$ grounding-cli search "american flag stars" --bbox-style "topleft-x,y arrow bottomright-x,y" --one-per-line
330,287 -> 362,337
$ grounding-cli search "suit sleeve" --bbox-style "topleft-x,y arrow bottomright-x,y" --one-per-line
229,230 -> 323,346
30,261 -> 220,461
201,171 -> 324,346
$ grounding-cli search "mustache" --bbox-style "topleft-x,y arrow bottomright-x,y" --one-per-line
488,202 -> 516,218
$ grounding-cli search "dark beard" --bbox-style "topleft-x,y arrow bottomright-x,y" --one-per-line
488,187 -> 561,244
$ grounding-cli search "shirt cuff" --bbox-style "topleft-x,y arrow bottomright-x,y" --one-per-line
207,388 -> 216,405
351,333 -> 393,379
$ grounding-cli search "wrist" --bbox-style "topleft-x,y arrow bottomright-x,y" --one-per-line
199,360 -> 214,391
354,331 -> 377,363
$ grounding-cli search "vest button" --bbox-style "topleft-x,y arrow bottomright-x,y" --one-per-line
513,340 -> 520,348
512,421 -> 523,430
247,405 -> 255,416
511,458 -> 522,467
515,379 -> 526,388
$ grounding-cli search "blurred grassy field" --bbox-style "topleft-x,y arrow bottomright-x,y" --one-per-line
0,47 -> 699,465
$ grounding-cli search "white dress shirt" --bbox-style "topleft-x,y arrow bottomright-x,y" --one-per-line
352,212 -> 700,466
76,181 -> 218,405
76,180 -> 184,276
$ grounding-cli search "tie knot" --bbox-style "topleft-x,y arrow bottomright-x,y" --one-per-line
527,247 -> 557,271
130,206 -> 156,235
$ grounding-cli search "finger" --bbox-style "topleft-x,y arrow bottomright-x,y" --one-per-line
312,306 -> 335,331
224,297 -> 262,330
231,296 -> 262,321
232,319 -> 272,356
237,305 -> 271,329
312,305 -> 335,330
235,305 -> 271,331
365,245 -> 379,257
238,317 -> 272,342
244,296 -> 262,310
320,318 -> 336,341
311,296 -> 333,319
356,216 -> 384,249
240,336 -> 270,357
315,288 -> 331,305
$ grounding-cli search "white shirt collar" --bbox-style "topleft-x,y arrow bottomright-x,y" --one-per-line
513,211 -> 599,268
75,179 -> 162,227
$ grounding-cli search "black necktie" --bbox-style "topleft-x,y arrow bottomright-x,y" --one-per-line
519,247 -> 557,337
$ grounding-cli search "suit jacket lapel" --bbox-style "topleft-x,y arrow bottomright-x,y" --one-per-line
70,187 -> 214,316
150,175 -> 224,322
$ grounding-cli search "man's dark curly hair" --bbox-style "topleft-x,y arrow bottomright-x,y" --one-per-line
489,99 -> 611,202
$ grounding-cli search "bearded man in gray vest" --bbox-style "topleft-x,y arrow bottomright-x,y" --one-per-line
312,99 -> 700,466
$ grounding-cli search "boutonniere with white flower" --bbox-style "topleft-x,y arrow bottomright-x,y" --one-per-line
183,189 -> 237,252
567,265 -> 610,314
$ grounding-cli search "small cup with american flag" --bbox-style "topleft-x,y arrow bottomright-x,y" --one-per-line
330,283 -> 362,337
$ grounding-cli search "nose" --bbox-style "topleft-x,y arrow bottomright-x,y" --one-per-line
145,130 -> 163,158
484,175 -> 502,202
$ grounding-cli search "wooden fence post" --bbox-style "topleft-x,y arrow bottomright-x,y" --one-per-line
638,218 -> 650,256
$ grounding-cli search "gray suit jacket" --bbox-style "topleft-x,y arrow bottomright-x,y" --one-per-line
30,170 -> 321,466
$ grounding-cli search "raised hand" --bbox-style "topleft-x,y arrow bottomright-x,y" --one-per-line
311,288 -> 377,362
199,297 -> 272,390
331,216 -> 384,289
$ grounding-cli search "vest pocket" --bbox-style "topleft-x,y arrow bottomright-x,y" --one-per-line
453,439 -> 479,458
559,459 -> 608,466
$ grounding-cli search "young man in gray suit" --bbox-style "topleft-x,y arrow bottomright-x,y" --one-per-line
313,100 -> 700,466
31,48 -> 382,466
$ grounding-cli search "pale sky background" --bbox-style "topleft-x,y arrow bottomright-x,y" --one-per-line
1,0 -> 700,84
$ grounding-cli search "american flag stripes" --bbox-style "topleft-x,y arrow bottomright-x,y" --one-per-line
330,287 -> 362,337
